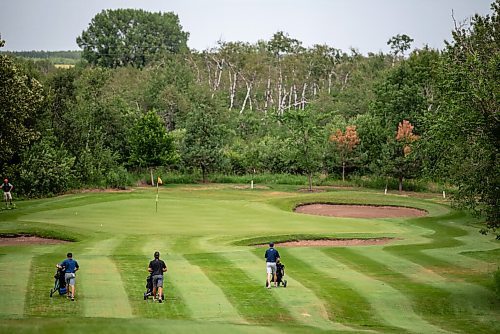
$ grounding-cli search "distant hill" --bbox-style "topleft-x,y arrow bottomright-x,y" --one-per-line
0,50 -> 81,65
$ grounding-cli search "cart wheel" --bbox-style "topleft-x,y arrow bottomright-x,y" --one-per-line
50,289 -> 54,297
284,280 -> 287,288
162,294 -> 165,300
143,294 -> 147,300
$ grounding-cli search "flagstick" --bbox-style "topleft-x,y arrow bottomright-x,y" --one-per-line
155,182 -> 159,213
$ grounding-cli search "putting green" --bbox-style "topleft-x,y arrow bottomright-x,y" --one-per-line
0,185 -> 498,333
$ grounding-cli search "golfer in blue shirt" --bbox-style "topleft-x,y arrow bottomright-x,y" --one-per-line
57,252 -> 79,301
265,242 -> 280,288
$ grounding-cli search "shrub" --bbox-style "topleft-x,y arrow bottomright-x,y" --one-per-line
17,137 -> 76,196
105,166 -> 133,189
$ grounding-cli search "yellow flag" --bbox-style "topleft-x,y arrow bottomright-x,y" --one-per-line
157,177 -> 163,185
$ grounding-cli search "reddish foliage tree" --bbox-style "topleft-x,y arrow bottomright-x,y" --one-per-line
396,120 -> 419,156
329,125 -> 360,181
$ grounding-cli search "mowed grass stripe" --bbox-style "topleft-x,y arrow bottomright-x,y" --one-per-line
185,252 -> 297,325
25,245 -> 87,317
326,247 -> 499,334
168,253 -> 246,323
287,247 -> 449,334
78,238 -> 133,318
236,249 -> 355,332
275,248 -> 400,333
357,247 -> 498,321
113,236 -> 191,319
0,253 -> 31,317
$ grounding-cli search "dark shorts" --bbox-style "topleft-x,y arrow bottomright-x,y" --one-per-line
152,274 -> 163,288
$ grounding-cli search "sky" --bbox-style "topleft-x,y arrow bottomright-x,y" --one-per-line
0,0 -> 494,54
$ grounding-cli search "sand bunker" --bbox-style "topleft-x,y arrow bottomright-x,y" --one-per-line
295,204 -> 426,218
0,235 -> 68,246
273,238 -> 394,247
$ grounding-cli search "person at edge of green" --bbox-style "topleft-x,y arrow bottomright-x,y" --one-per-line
1,178 -> 14,208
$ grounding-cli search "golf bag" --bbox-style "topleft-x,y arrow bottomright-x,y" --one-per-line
265,261 -> 287,287
275,261 -> 287,287
50,267 -> 67,297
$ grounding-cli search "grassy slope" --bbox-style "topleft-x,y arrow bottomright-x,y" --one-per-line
0,185 -> 498,333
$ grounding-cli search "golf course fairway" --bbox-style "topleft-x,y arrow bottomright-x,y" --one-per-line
0,184 -> 498,333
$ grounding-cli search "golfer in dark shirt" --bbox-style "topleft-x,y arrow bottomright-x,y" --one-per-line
148,251 -> 167,302
265,242 -> 280,288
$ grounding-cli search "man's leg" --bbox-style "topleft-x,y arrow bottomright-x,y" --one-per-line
158,287 -> 163,302
266,263 -> 272,288
65,276 -> 71,298
157,276 -> 163,302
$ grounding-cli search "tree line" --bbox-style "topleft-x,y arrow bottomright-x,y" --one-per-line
0,4 -> 498,237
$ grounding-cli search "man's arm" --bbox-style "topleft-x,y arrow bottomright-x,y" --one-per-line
162,262 -> 167,272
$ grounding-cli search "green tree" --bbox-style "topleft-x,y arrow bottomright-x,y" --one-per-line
128,110 -> 176,169
387,34 -> 414,66
281,108 -> 323,191
181,90 -> 227,182
0,36 -> 44,171
18,135 -> 75,196
430,0 -> 499,237
77,9 -> 189,68
352,113 -> 389,172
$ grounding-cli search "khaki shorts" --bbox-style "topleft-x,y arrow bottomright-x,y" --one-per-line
266,262 -> 277,275
65,273 -> 76,286
3,192 -> 12,201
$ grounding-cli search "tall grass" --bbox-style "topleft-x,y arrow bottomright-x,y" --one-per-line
124,168 -> 453,194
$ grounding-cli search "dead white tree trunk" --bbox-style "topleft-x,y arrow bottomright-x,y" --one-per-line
210,56 -> 224,97
264,76 -> 272,112
240,73 -> 255,114
277,67 -> 283,115
228,69 -> 237,110
328,72 -> 333,94
341,72 -> 350,91
301,82 -> 308,110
